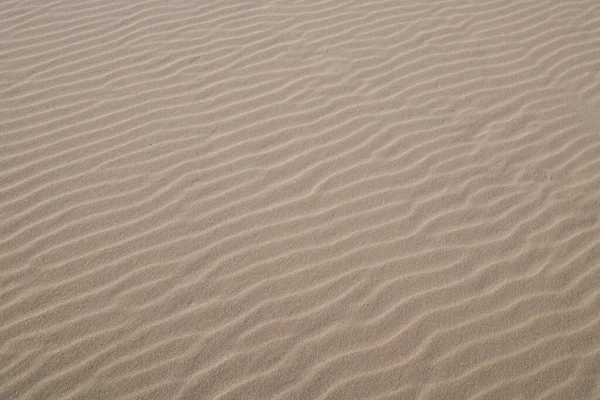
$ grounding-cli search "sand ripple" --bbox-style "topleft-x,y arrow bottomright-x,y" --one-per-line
1,0 -> 600,399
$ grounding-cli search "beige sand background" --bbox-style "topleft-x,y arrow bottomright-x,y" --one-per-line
1,0 -> 600,399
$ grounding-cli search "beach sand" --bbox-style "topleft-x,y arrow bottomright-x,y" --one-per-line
1,0 -> 600,398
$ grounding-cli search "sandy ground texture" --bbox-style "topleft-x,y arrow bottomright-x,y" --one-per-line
1,0 -> 600,399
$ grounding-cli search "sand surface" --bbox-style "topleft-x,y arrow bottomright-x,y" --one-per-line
2,0 -> 600,399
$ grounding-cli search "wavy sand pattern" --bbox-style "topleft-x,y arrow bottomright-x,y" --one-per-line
1,0 -> 600,398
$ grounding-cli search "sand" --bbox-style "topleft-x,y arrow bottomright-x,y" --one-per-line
1,0 -> 600,399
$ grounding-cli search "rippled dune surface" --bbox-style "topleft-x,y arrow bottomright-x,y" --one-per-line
2,0 -> 600,399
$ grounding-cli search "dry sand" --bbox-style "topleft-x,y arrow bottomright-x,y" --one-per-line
1,0 -> 600,399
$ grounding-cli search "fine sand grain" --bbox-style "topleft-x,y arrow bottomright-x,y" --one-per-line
2,0 -> 600,399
